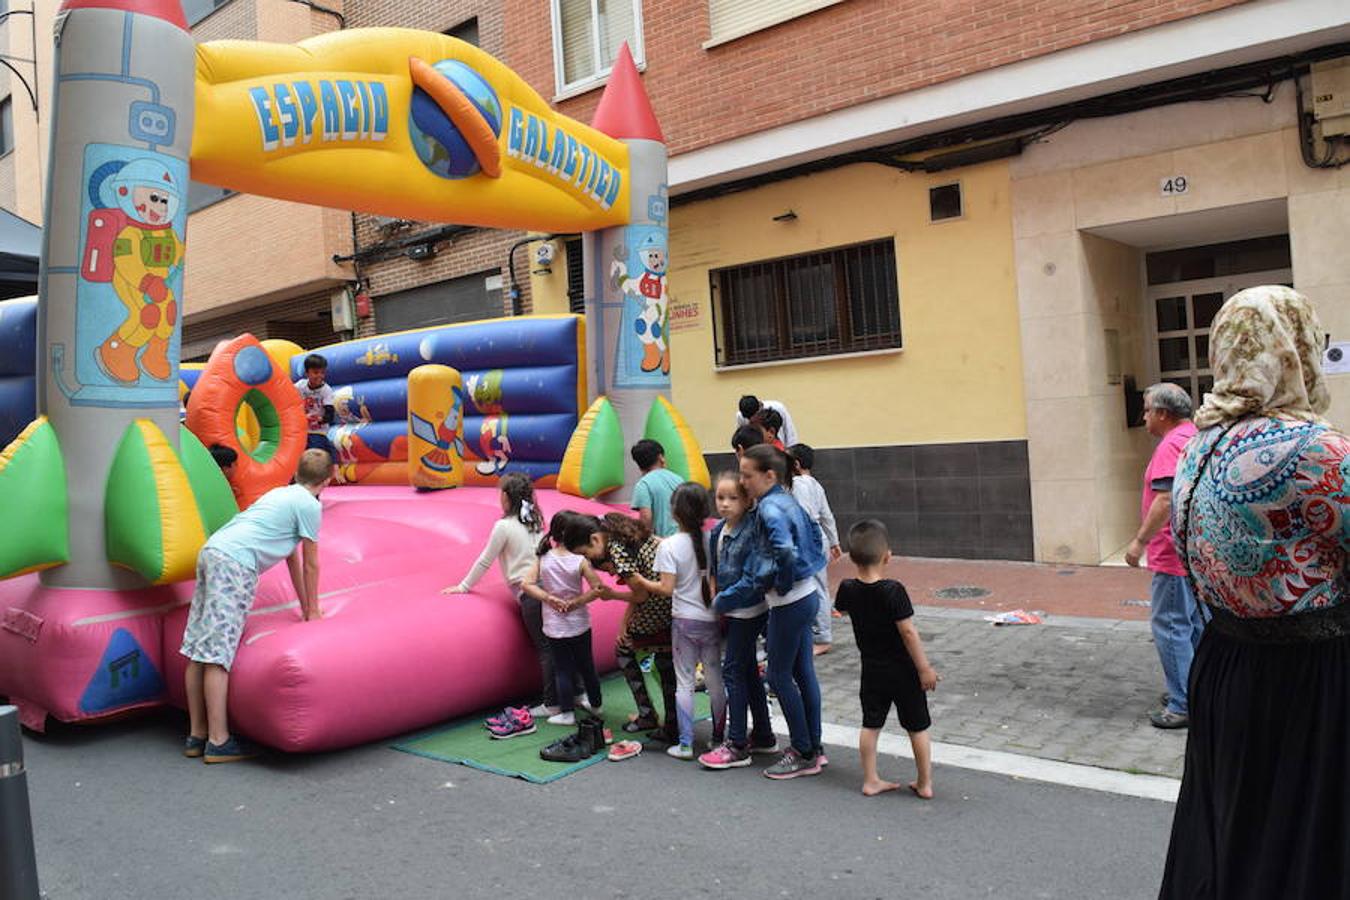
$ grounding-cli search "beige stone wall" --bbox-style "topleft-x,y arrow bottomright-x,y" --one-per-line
0,0 -> 55,224
183,0 -> 354,336
1010,91 -> 1347,564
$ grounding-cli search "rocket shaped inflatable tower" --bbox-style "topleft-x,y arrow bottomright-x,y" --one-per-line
1,0 -> 230,590
581,46 -> 704,499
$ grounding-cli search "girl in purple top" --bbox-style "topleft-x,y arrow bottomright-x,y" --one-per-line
523,512 -> 606,726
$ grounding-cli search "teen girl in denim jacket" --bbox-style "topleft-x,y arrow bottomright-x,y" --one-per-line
713,445 -> 827,779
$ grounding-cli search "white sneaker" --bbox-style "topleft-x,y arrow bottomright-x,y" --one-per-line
529,704 -> 560,718
547,711 -> 576,726
579,699 -> 602,715
666,743 -> 694,760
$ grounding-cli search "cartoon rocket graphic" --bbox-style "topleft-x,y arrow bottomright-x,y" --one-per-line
585,44 -> 672,500
0,0 -> 229,589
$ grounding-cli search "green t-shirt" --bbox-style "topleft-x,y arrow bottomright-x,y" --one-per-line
632,467 -> 684,537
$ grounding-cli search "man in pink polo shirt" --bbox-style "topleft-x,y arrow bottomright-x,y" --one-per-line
1126,382 -> 1203,729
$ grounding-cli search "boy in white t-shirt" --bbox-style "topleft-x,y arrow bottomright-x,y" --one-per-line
635,482 -> 727,761
789,443 -> 841,655
295,353 -> 337,466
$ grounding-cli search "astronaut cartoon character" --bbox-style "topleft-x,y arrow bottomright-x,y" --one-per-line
466,370 -> 510,476
81,158 -> 185,383
610,230 -> 669,375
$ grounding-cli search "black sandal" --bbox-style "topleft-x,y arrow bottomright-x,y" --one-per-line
622,715 -> 659,734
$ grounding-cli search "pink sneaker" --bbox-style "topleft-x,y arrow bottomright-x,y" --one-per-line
486,707 -> 535,739
484,706 -> 530,730
487,715 -> 536,740
698,742 -> 752,770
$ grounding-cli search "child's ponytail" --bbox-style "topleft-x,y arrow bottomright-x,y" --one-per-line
671,482 -> 713,606
500,471 -> 544,534
538,510 -> 575,557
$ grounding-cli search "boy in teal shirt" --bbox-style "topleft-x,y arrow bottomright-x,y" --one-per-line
630,439 -> 684,537
180,449 -> 332,763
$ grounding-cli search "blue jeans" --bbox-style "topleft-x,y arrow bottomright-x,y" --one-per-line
1150,573 -> 1205,715
723,612 -> 774,748
811,568 -> 832,644
767,592 -> 823,755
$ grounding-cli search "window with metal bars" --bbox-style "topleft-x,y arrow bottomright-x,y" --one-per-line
566,238 -> 585,315
711,239 -> 901,367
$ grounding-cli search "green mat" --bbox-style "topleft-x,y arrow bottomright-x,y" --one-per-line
391,671 -> 709,784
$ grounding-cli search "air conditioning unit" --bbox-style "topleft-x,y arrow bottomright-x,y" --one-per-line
371,215 -> 413,232
1310,58 -> 1350,137
330,287 -> 355,331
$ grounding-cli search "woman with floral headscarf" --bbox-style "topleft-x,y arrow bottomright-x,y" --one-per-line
1160,286 -> 1350,899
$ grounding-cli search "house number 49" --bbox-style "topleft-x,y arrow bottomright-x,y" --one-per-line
1160,176 -> 1189,196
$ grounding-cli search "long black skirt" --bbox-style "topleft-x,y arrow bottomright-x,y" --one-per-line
1160,618 -> 1350,899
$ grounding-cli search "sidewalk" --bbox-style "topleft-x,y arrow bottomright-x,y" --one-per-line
814,556 -> 1186,780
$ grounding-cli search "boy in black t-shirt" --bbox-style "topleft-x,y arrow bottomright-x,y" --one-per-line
835,519 -> 939,799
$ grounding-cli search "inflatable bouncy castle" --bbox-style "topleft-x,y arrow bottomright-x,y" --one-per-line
0,0 -> 707,751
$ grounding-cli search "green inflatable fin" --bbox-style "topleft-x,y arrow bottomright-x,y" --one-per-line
558,396 -> 626,498
0,416 -> 69,579
105,420 -> 208,585
178,426 -> 239,534
643,396 -> 710,487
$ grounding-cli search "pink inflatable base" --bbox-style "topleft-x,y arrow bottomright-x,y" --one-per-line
0,487 -> 629,751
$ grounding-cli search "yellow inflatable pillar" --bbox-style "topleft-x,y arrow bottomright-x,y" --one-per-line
261,339 -> 305,378
408,364 -> 465,490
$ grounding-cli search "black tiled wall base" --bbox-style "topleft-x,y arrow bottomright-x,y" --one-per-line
703,440 -> 1033,561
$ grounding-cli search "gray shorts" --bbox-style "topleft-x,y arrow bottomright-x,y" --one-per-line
180,549 -> 258,670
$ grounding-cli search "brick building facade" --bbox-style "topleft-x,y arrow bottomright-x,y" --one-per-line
344,0 -> 531,339
502,0 -> 1254,156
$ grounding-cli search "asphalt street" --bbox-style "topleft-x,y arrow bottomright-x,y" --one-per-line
20,710 -> 1174,900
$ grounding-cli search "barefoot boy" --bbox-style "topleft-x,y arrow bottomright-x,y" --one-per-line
834,519 -> 939,798
180,449 -> 331,763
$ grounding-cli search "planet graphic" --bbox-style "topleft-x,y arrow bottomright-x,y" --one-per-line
409,60 -> 503,180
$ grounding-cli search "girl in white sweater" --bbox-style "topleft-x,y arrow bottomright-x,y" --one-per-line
444,473 -> 554,714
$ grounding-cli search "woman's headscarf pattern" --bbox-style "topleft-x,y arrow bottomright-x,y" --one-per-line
1193,285 -> 1330,429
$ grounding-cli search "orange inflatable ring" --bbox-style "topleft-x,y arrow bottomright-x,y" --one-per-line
185,333 -> 306,508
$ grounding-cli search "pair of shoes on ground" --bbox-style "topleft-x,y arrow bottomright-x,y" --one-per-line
184,735 -> 262,764
608,740 -> 642,761
485,706 -> 537,740
696,736 -> 789,769
540,715 -> 609,763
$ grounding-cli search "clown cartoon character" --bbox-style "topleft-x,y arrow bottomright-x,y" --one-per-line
80,157 -> 185,383
466,370 -> 510,476
610,230 -> 669,375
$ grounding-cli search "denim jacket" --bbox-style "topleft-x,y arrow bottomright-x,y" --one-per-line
712,485 -> 825,613
709,515 -> 767,618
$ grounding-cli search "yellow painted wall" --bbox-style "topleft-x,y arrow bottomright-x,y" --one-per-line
529,238 -> 572,315
665,162 -> 1026,452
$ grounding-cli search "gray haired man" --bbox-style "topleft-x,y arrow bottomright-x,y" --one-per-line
1125,383 -> 1204,729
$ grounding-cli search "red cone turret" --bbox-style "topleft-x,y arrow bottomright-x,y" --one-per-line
591,42 -> 664,143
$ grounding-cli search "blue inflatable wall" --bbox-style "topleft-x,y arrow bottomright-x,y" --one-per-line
0,298 -> 37,447
295,315 -> 586,486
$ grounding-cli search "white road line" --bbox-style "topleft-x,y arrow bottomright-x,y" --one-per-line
771,714 -> 1180,803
